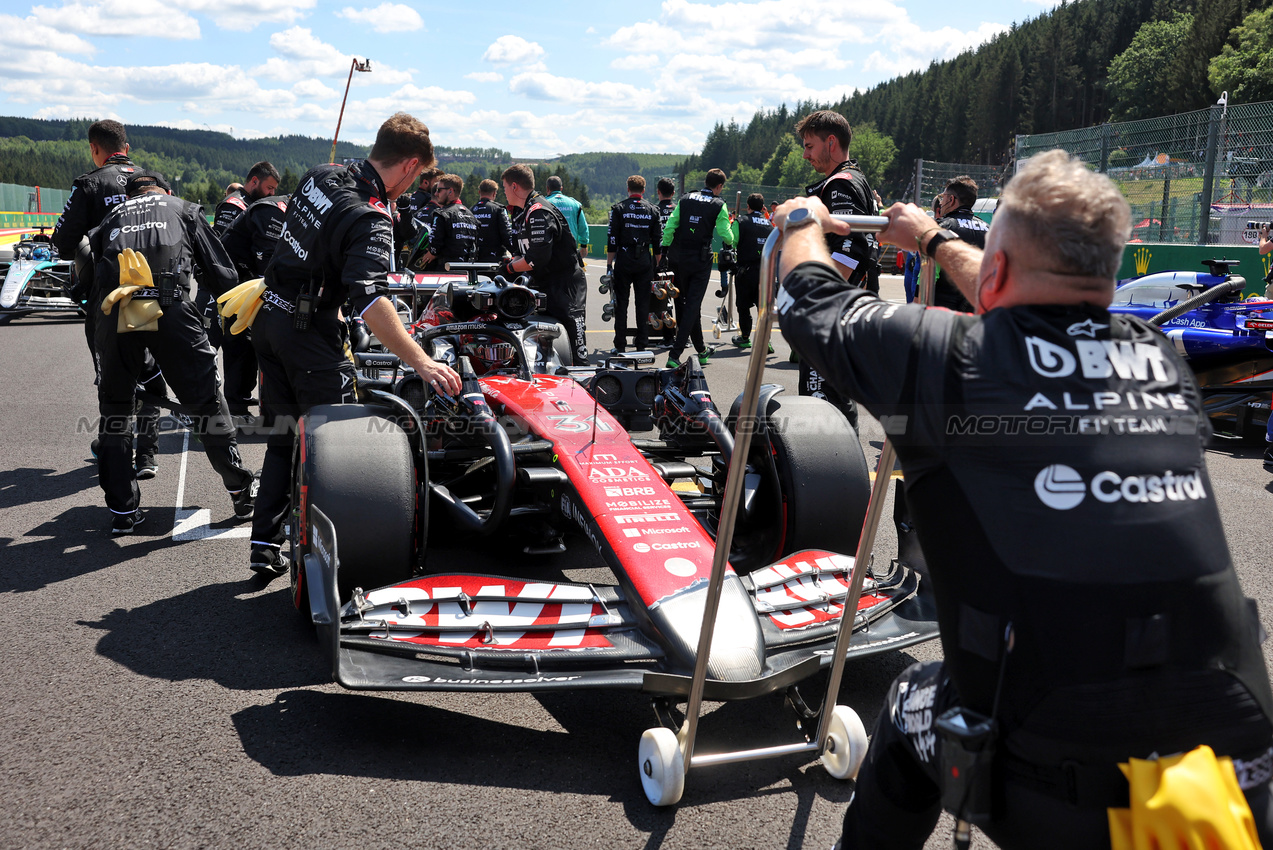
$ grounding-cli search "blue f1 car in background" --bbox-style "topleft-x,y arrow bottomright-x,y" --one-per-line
1110,258 -> 1273,440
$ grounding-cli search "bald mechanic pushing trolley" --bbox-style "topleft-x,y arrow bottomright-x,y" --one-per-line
771,150 -> 1273,849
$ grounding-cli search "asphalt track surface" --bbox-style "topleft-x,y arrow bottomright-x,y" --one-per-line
2,267 -> 1271,850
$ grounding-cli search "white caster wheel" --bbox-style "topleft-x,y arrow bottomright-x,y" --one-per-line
822,705 -> 868,780
639,726 -> 685,806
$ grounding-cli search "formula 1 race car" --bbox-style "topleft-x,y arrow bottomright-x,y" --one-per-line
1110,259 -> 1273,440
287,266 -> 937,795
0,228 -> 80,319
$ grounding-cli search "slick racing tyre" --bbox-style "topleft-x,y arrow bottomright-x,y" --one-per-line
295,404 -> 415,603
723,394 -> 869,572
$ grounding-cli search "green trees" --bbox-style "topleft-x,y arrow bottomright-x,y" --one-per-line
1107,13 -> 1195,121
850,123 -> 898,187
1208,6 -> 1273,103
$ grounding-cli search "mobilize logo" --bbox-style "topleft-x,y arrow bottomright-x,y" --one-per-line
1025,336 -> 1174,382
1034,464 -> 1207,510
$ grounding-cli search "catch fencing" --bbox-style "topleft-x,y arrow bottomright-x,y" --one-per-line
1015,99 -> 1273,246
0,182 -> 71,215
911,161 -> 1011,207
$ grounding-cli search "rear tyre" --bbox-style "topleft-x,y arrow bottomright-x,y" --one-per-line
725,394 -> 869,572
296,404 -> 416,603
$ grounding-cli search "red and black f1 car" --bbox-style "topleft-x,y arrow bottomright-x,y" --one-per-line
289,264 -> 938,801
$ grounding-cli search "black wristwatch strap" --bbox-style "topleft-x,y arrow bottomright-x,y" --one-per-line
925,228 -> 960,258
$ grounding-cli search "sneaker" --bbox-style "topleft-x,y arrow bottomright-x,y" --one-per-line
666,357 -> 682,369
90,438 -> 100,460
110,509 -> 144,536
697,349 -> 712,366
789,349 -> 800,364
1264,445 -> 1273,474
250,547 -> 290,579
135,453 -> 158,481
767,341 -> 775,354
732,335 -> 752,349
231,472 -> 260,520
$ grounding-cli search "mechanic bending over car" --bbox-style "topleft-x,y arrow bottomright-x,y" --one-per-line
53,119 -> 167,476
773,150 -> 1273,850
501,164 -> 589,366
89,171 -> 257,535
244,112 -> 461,578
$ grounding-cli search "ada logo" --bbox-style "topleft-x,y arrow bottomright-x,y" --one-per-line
1034,464 -> 1086,510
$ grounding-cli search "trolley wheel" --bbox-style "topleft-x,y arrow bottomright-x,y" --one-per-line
652,284 -> 667,299
822,705 -> 869,780
662,312 -> 676,329
639,726 -> 685,806
649,313 -> 663,332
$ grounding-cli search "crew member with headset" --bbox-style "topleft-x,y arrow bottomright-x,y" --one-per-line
409,173 -> 478,272
471,179 -> 516,264
501,164 -> 589,366
774,150 -> 1273,849
659,168 -> 736,368
88,170 -> 256,535
52,118 -> 165,478
233,113 -> 461,577
793,109 -> 878,431
730,192 -> 773,352
605,175 -> 662,353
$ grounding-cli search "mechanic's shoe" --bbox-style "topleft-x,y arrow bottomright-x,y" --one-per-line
697,349 -> 713,366
231,472 -> 260,520
134,453 -> 158,481
1264,444 -> 1273,473
110,509 -> 144,536
732,335 -> 752,349
789,349 -> 800,363
767,341 -> 775,354
90,438 -> 100,460
231,412 -> 258,431
666,357 -> 682,369
249,547 -> 290,579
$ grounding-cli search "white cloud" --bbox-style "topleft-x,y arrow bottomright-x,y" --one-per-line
0,14 -> 96,54
335,3 -> 424,33
292,79 -> 337,98
610,55 -> 659,72
464,71 -> 504,83
254,27 -> 411,85
31,0 -> 201,39
482,35 -> 544,66
182,0 -> 314,31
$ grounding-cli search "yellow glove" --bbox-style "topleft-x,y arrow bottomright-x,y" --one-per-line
102,249 -> 162,332
1108,745 -> 1261,850
216,278 -> 266,334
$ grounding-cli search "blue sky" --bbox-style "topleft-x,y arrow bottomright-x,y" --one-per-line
1,0 -> 1060,157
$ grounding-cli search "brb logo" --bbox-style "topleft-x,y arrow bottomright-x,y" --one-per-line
1035,463 -> 1207,510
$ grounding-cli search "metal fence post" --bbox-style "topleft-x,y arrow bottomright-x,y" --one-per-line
1099,124 -> 1111,173
914,159 -> 923,204
1198,104 -> 1222,245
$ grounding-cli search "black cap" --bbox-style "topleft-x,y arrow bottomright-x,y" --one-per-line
125,170 -> 172,197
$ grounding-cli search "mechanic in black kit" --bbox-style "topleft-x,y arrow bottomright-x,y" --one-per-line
605,175 -> 662,353
89,171 -> 256,535
501,164 -> 589,366
793,109 -> 878,431
394,165 -> 442,258
654,177 -> 678,345
220,194 -> 288,282
933,175 -> 990,313
52,118 -> 165,477
730,192 -> 773,351
212,162 -> 280,236
773,149 -> 1273,849
412,173 -> 478,272
659,168 -> 736,368
248,113 -> 461,577
471,178 -> 516,264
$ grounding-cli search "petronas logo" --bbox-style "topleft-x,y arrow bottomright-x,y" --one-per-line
1134,247 -> 1152,276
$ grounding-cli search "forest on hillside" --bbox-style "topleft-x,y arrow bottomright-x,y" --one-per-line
679,0 -> 1273,196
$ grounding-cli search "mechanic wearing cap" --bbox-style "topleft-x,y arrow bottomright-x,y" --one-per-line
52,118 -> 165,477
502,164 -> 589,366
543,175 -> 590,263
605,175 -> 662,353
730,193 -> 773,352
394,166 -> 443,259
471,179 -> 516,264
932,175 -> 990,313
792,109 -> 879,431
410,173 -> 478,272
89,171 -> 256,535
773,149 -> 1273,849
660,168 -> 736,368
247,112 -> 461,577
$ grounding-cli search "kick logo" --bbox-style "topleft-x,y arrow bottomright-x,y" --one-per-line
1035,464 -> 1086,510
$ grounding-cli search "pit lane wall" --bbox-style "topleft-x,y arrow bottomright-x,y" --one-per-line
1119,243 -> 1271,297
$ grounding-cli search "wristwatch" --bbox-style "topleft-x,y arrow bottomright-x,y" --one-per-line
782,206 -> 821,232
925,228 -> 960,258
